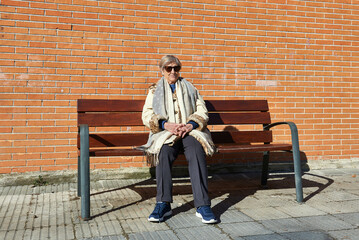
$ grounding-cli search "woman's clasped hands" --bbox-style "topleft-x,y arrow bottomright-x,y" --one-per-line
164,122 -> 193,138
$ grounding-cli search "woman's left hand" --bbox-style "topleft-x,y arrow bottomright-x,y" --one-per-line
179,124 -> 193,138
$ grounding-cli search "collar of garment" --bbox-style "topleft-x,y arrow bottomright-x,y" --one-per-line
170,84 -> 176,93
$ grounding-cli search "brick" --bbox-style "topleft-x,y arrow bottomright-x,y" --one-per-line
0,147 -> 26,154
27,160 -> 55,166
12,167 -> 41,173
41,165 -> 69,171
1,0 -> 29,7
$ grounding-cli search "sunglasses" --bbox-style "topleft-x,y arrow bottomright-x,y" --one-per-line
164,66 -> 181,72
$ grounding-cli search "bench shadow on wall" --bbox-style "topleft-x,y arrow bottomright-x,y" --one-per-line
88,128 -> 334,221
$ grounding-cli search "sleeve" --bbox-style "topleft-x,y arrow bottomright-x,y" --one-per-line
159,119 -> 167,130
186,90 -> 208,131
142,87 -> 167,134
187,120 -> 199,129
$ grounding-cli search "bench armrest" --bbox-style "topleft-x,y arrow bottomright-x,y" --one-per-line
263,121 -> 303,202
263,121 -> 299,152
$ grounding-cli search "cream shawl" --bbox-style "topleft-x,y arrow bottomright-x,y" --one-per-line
138,77 -> 216,166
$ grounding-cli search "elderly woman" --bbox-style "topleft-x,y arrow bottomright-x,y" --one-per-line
140,55 -> 217,223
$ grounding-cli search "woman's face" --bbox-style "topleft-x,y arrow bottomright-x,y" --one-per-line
162,62 -> 181,84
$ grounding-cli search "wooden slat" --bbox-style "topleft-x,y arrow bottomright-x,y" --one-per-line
211,131 -> 272,144
206,100 -> 268,112
90,148 -> 144,157
78,112 -> 271,126
78,99 -> 145,112
77,99 -> 268,112
88,143 -> 292,156
79,131 -> 273,148
208,112 -> 271,125
217,143 -> 292,153
77,133 -> 149,148
78,112 -> 143,127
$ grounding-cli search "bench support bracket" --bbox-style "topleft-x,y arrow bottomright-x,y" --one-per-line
261,151 -> 270,186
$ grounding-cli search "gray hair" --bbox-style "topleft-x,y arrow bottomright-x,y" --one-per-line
159,55 -> 182,70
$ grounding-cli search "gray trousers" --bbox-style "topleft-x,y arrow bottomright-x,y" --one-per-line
156,135 -> 210,208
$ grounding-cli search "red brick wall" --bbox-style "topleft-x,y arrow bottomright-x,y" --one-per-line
1,0 -> 358,173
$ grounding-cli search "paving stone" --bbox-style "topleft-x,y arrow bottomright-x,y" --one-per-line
75,222 -> 97,239
4,230 -> 17,240
234,196 -> 268,209
0,217 -> 11,231
30,227 -> 41,240
281,231 -> 334,240
328,229 -> 359,240
13,229 -> 26,240
166,213 -> 203,229
103,236 -> 126,240
175,225 -> 230,240
0,230 -> 11,240
330,178 -> 359,191
96,220 -> 124,236
260,218 -> 314,233
81,235 -> 126,240
296,215 -> 354,231
334,212 -> 359,227
210,195 -> 242,211
49,225 -> 58,239
57,225 -> 75,240
277,204 -> 326,217
254,196 -> 298,208
40,226 -> 50,239
240,207 -> 291,220
307,199 -> 359,214
23,229 -> 33,239
244,233 -> 287,240
220,222 -> 273,237
217,210 -> 253,223
121,218 -> 169,233
129,230 -> 178,240
114,203 -> 153,220
318,190 -> 359,202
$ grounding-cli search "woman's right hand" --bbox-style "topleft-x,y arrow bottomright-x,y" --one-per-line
164,122 -> 185,136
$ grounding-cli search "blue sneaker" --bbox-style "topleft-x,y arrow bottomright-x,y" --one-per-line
196,206 -> 217,224
148,202 -> 172,222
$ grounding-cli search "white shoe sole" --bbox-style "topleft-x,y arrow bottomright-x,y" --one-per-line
196,212 -> 218,224
148,210 -> 172,222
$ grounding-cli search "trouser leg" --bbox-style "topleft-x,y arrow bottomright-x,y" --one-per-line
182,135 -> 210,208
156,142 -> 180,203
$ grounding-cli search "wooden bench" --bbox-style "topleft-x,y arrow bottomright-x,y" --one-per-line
77,99 -> 303,220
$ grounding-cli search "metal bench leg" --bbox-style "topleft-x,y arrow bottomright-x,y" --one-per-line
80,124 -> 91,220
292,144 -> 303,203
77,156 -> 81,197
290,124 -> 303,203
261,151 -> 270,186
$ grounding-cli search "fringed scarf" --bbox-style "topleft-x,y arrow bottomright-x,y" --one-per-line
138,77 -> 216,166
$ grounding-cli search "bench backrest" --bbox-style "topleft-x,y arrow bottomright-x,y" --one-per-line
77,99 -> 273,148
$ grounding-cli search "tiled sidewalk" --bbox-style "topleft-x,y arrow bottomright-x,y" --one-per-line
0,169 -> 358,240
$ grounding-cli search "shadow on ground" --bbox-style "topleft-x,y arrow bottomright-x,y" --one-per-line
87,171 -> 333,221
